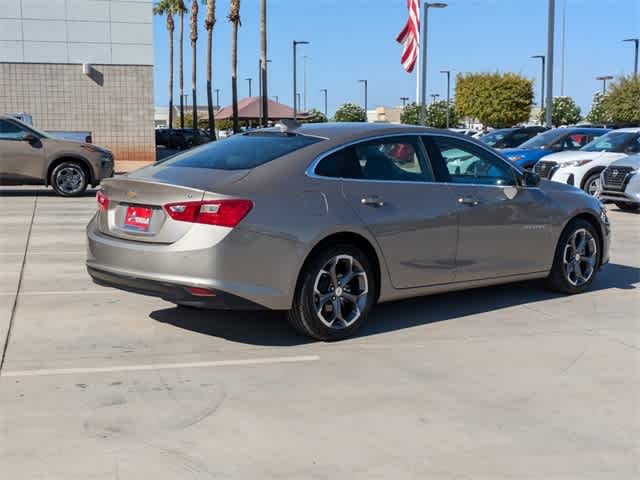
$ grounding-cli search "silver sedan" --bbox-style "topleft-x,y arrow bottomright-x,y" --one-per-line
87,123 -> 610,340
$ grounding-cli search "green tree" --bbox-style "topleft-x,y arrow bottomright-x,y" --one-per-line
153,0 -> 176,129
400,102 -> 420,125
539,96 -> 581,126
299,108 -> 328,123
334,103 -> 366,122
455,72 -> 533,128
585,91 -> 611,124
601,76 -> 640,124
424,100 -> 459,129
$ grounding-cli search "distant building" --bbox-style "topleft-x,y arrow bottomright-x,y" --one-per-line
0,0 -> 155,167
366,106 -> 403,124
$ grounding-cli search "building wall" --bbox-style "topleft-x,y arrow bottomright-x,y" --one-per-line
0,0 -> 154,168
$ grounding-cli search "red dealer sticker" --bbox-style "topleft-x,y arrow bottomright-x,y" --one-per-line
124,206 -> 152,231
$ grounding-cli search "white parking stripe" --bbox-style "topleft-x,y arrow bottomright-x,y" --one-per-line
1,355 -> 320,378
0,290 -> 114,296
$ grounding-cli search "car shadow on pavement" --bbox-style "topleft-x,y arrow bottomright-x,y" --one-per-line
0,188 -> 97,197
149,262 -> 638,346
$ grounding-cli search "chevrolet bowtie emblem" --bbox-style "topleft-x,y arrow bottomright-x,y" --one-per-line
126,191 -> 137,199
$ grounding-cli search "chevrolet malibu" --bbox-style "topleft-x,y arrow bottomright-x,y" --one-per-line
87,123 -> 610,340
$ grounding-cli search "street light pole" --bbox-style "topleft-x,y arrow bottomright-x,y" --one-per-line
245,78 -> 252,97
320,89 -> 328,117
296,93 -> 301,113
596,75 -> 614,94
358,79 -> 368,116
544,0 -> 555,128
531,55 -> 546,111
623,38 -> 639,77
274,95 -> 279,103
419,2 -> 448,125
214,89 -> 220,110
440,70 -> 450,128
430,93 -> 439,103
303,55 -> 308,112
400,96 -> 409,107
292,40 -> 309,120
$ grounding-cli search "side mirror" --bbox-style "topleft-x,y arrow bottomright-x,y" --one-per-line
522,170 -> 541,187
22,132 -> 38,143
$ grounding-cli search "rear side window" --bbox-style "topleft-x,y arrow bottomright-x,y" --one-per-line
159,132 -> 323,170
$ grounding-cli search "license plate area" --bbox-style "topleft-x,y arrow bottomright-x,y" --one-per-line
124,205 -> 153,232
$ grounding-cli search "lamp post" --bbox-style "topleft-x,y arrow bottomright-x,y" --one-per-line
419,2 -> 448,125
544,0 -> 555,128
596,75 -> 614,94
320,89 -> 328,117
440,70 -> 451,128
292,40 -> 309,119
274,95 -> 279,103
245,78 -> 252,97
303,55 -> 308,112
430,93 -> 439,103
400,96 -> 409,107
214,89 -> 220,110
358,79 -> 368,115
296,93 -> 301,113
531,55 -> 546,111
623,38 -> 639,77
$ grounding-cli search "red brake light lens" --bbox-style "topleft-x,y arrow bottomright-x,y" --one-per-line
96,191 -> 109,211
164,199 -> 253,227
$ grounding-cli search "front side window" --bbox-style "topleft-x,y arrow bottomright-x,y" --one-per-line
0,120 -> 25,140
353,137 -> 432,182
428,136 -> 517,186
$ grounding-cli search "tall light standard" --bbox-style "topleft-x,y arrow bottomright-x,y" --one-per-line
440,70 -> 451,128
430,93 -> 439,103
400,96 -> 409,107
320,89 -> 328,117
214,89 -> 220,110
292,40 -> 309,119
419,2 -> 448,125
303,55 -> 308,112
531,55 -> 546,111
596,75 -> 614,94
358,79 -> 368,115
623,38 -> 639,77
544,0 -> 555,128
245,78 -> 252,97
296,93 -> 301,112
274,95 -> 279,103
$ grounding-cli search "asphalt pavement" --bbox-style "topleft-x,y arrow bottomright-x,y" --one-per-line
0,186 -> 638,479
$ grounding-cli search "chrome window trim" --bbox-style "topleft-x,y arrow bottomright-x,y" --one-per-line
305,131 -> 531,188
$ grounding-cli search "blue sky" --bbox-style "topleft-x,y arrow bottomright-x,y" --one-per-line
153,0 -> 639,117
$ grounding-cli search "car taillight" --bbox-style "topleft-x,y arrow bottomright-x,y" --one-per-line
96,191 -> 109,211
164,199 -> 253,227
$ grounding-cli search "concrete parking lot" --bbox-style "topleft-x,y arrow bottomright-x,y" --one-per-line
0,186 -> 638,479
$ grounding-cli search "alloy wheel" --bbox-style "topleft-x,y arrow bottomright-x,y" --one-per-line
55,165 -> 85,195
586,176 -> 601,196
313,254 -> 368,329
562,228 -> 597,286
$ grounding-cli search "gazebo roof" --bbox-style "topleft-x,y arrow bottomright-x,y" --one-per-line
215,97 -> 301,120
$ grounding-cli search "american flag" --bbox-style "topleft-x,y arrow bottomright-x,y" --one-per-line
396,0 -> 420,73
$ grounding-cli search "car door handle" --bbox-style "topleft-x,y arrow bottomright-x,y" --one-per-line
458,197 -> 480,206
361,195 -> 385,207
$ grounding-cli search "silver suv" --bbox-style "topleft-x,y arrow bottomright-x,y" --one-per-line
0,115 -> 114,196
598,154 -> 640,211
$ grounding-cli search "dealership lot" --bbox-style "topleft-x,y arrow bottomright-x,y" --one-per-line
0,187 -> 638,479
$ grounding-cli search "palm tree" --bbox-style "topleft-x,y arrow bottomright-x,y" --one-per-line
228,0 -> 241,133
259,0 -> 267,127
153,0 -> 176,130
190,0 -> 199,130
204,0 -> 217,140
176,1 -> 187,128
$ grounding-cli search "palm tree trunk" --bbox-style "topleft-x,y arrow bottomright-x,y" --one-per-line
179,11 -> 184,129
205,0 -> 216,140
260,0 -> 267,127
231,21 -> 239,133
168,28 -> 174,130
190,1 -> 199,131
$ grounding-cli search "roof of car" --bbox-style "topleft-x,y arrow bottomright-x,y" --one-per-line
286,122 -> 442,142
612,127 -> 640,133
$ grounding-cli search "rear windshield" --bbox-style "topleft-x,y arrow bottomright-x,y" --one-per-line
158,132 -> 323,170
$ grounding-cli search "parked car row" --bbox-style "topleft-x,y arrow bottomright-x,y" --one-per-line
155,128 -> 212,149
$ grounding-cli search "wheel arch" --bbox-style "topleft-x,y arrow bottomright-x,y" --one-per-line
46,155 -> 94,186
295,231 -> 384,304
559,211 -> 605,269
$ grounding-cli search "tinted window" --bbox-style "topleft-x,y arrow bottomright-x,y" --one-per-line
0,120 -> 24,140
507,132 -> 533,147
158,132 -> 322,170
315,149 -> 347,178
428,136 -> 516,186
581,132 -> 639,153
353,137 -> 433,182
479,130 -> 508,147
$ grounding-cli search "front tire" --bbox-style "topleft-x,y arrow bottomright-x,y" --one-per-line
582,173 -> 601,197
288,244 -> 376,341
614,202 -> 640,212
546,219 -> 601,294
51,161 -> 88,197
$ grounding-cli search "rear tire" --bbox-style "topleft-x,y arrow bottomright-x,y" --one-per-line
288,244 -> 376,341
51,161 -> 88,197
614,202 -> 640,212
546,218 -> 601,294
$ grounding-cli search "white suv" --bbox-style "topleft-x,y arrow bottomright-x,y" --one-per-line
597,154 -> 640,211
532,128 -> 640,195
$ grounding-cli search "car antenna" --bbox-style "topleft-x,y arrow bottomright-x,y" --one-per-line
279,119 -> 302,134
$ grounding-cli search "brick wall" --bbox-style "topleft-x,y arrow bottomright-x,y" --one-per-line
0,63 -> 155,167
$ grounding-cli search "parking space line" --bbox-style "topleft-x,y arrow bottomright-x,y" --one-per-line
1,355 -> 320,378
0,290 -> 114,296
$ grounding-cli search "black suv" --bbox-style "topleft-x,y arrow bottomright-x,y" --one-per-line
479,126 -> 548,149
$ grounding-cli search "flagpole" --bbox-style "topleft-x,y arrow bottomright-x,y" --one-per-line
419,3 -> 428,125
